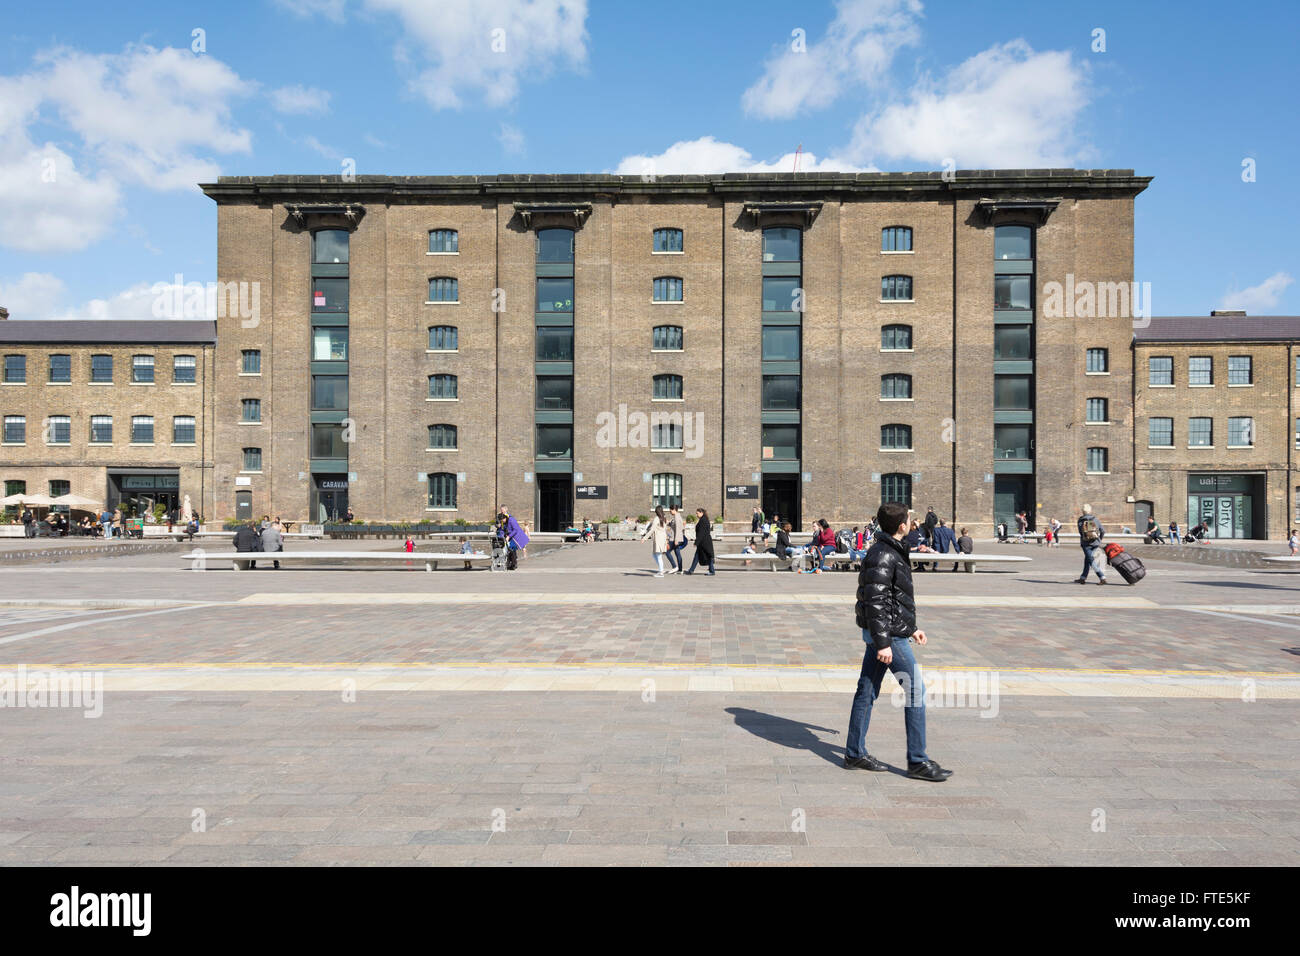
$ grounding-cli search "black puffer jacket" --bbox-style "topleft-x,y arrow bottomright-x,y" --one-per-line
854,531 -> 917,650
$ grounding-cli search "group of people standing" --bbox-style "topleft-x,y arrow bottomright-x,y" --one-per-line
641,505 -> 714,576
232,515 -> 286,569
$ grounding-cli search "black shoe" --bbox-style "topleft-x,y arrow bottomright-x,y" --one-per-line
844,754 -> 888,772
1074,577 -> 1087,585
906,760 -> 953,782
1098,578 -> 1107,585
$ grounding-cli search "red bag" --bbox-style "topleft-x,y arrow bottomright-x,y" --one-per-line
1103,542 -> 1125,561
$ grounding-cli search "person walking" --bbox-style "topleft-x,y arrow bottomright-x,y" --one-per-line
1075,504 -> 1107,585
1014,510 -> 1028,544
641,506 -> 670,577
751,506 -> 763,535
844,501 -> 953,782
922,507 -> 938,550
260,518 -> 283,570
685,508 -> 716,575
666,506 -> 688,574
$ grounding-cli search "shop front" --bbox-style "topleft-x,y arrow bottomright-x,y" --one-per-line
107,470 -> 181,519
1186,473 -> 1265,539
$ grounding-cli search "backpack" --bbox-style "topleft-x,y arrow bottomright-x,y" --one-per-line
1080,514 -> 1101,544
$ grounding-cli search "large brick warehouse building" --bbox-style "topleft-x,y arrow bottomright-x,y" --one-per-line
191,170 -> 1153,532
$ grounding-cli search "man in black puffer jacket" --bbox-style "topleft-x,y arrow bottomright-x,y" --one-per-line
843,501 -> 953,782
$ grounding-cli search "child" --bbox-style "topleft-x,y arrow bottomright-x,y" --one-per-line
460,536 -> 474,570
1289,530 -> 1298,556
742,536 -> 757,567
404,538 -> 415,553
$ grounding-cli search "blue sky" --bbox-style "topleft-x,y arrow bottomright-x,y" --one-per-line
1,0 -> 1295,319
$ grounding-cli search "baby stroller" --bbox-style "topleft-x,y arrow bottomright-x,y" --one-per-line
490,532 -> 510,572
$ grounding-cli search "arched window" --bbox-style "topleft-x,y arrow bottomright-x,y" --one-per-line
536,228 -> 574,263
762,227 -> 801,262
994,225 -> 1033,260
881,473 -> 912,507
881,275 -> 913,300
428,374 -> 458,400
653,228 -> 683,253
428,326 -> 458,351
653,277 -> 683,302
881,226 -> 912,252
428,278 -> 459,302
428,424 -> 457,449
881,324 -> 912,350
881,424 -> 912,450
428,229 -> 458,254
881,373 -> 912,399
652,473 -> 682,509
312,229 -> 349,264
653,374 -> 683,400
427,472 -> 457,509
652,325 -> 683,351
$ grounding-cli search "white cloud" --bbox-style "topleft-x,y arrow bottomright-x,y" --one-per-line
360,0 -> 588,109
275,0 -> 347,22
0,274 -> 219,321
270,84 -> 332,115
303,135 -> 343,160
1219,272 -> 1294,313
613,136 -> 871,176
497,122 -> 525,155
0,143 -> 121,252
0,273 -> 67,320
845,40 -> 1092,168
742,0 -> 923,120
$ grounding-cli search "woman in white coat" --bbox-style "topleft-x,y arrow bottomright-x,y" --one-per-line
641,506 -> 671,577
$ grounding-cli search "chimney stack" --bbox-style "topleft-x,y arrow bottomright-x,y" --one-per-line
0,306 -> 8,321
1210,310 -> 1246,317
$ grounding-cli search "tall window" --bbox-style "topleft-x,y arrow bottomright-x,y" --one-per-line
91,354 -> 113,383
994,275 -> 1031,310
312,277 -> 348,311
241,399 -> 262,423
536,376 -> 573,410
313,229 -> 349,264
1229,417 -> 1254,446
311,424 -> 346,458
312,328 -> 348,361
761,376 -> 800,410
653,228 -> 683,252
427,473 -> 457,508
761,425 -> 799,460
761,326 -> 799,360
3,416 -> 24,444
173,354 -> 196,384
428,229 -> 459,254
881,275 -> 913,300
536,277 -> 574,313
881,473 -> 912,507
651,422 -> 683,450
241,349 -> 261,374
1188,356 -> 1213,385
652,326 -> 683,351
1149,356 -> 1173,386
428,326 -> 458,351
3,355 -> 25,384
653,277 -> 683,302
994,225 -> 1033,260
428,374 -> 458,400
536,425 -> 572,459
48,354 -> 71,383
995,425 -> 1031,460
173,416 -> 196,444
427,424 -> 457,449
536,228 -> 574,263
242,447 -> 262,471
881,424 -> 912,450
994,326 -> 1032,360
881,373 -> 912,399
881,324 -> 912,350
652,374 -> 683,400
89,415 -> 112,443
1086,447 -> 1109,473
1148,417 -> 1173,447
428,278 -> 459,303
762,277 -> 800,312
881,226 -> 912,252
1086,348 -> 1108,373
652,473 -> 682,509
131,416 -> 154,443
1086,398 -> 1108,423
312,374 -> 348,409
1228,355 -> 1252,385
536,327 -> 573,360
762,227 -> 801,262
994,376 -> 1031,410
47,416 -> 71,444
132,355 -> 155,383
1188,417 -> 1213,446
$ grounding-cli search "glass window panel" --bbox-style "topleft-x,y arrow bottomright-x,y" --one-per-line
1228,356 -> 1252,385
536,228 -> 574,263
1229,417 -> 1254,445
882,324 -> 912,350
312,327 -> 349,361
536,327 -> 574,360
1188,417 -> 1213,446
881,374 -> 912,399
3,355 -> 26,383
428,278 -> 459,302
761,326 -> 800,360
652,423 -> 682,449
428,230 -> 458,254
994,424 -> 1031,459
427,473 -> 457,508
994,325 -> 1032,360
173,416 -> 196,444
537,277 -> 574,313
1149,356 -> 1173,386
173,354 -> 196,383
762,228 -> 801,262
994,376 -> 1032,409
312,277 -> 349,311
241,349 -> 261,374
49,354 -> 71,382
131,416 -> 153,443
49,416 -> 71,444
132,355 -> 154,383
241,399 -> 261,422
427,326 -> 457,351
652,326 -> 683,351
427,375 -> 458,400
1086,447 -> 1108,472
3,416 -> 24,443
313,230 -> 349,264
536,376 -> 573,410
1086,348 -> 1108,373
652,473 -> 682,510
994,275 -> 1031,310
91,354 -> 112,383
1188,357 -> 1212,385
89,416 -> 112,443
761,425 -> 799,460
312,375 -> 348,409
311,424 -> 347,458
881,275 -> 913,300
994,225 -> 1033,260
761,375 -> 800,410
881,473 -> 912,507
653,229 -> 683,253
427,424 -> 457,449
881,227 -> 912,252
48,480 -> 70,498
881,424 -> 912,449
653,277 -> 683,301
536,425 -> 572,459
652,375 -> 683,401
1086,398 -> 1108,422
1148,418 -> 1173,447
762,276 -> 800,312
242,447 -> 262,471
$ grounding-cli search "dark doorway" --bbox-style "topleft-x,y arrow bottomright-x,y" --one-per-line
1134,499 -> 1153,533
312,475 -> 348,522
538,476 -> 572,532
762,476 -> 800,532
994,476 -> 1033,534
234,491 -> 252,522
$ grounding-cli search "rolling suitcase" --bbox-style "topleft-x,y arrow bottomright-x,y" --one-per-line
1103,542 -> 1146,585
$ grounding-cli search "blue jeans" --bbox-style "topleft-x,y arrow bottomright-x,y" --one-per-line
666,542 -> 684,570
846,632 -> 928,765
687,547 -> 714,573
1080,545 -> 1105,580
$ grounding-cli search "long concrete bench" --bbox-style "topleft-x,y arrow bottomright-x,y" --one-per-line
1260,556 -> 1300,568
805,551 -> 1032,572
711,552 -> 788,571
183,550 -> 494,571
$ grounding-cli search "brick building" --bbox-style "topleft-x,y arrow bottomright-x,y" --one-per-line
0,319 -> 217,519
198,170 -> 1151,531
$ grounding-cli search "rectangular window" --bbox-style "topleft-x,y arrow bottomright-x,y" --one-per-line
427,326 -> 457,351
3,355 -> 26,383
312,327 -> 349,361
1228,355 -> 1252,385
994,424 -> 1031,460
536,277 -> 574,313
312,277 -> 349,312
3,480 -> 25,497
535,376 -> 573,410
535,229 -> 574,263
313,229 -> 350,263
241,349 -> 261,374
1148,417 -> 1173,447
761,375 -> 800,410
994,275 -> 1031,311
89,415 -> 112,443
427,473 -> 457,509
1188,417 -> 1213,446
48,480 -> 69,498
536,425 -> 572,459
427,425 -> 457,450
761,425 -> 799,460
1086,447 -> 1108,473
652,473 -> 683,510
993,326 -> 1032,360
172,354 -> 196,384
132,355 -> 155,383
1086,348 -> 1108,373
427,278 -> 459,302
653,228 -> 683,253
536,327 -> 573,361
311,375 -> 348,410
651,423 -> 683,450
242,447 -> 262,471
652,326 -> 683,351
48,416 -> 70,444
49,354 -> 71,383
1188,356 -> 1212,386
762,276 -> 800,312
993,376 -> 1032,410
173,416 -> 196,444
1086,398 -> 1108,423
881,227 -> 912,252
91,354 -> 113,383
653,277 -> 683,302
428,229 -> 458,254
1228,417 -> 1254,446
241,399 -> 262,423
1149,356 -> 1173,386
880,275 -> 913,300
761,326 -> 800,361
652,375 -> 683,401
3,416 -> 24,443
131,416 -> 154,443
881,424 -> 912,450
881,325 -> 912,350
311,424 -> 347,458
428,375 -> 458,400
762,228 -> 801,262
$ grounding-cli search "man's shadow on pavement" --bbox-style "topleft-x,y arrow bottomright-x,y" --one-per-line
724,706 -> 911,777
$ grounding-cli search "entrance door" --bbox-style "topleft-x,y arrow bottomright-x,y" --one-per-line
994,477 -> 1032,534
234,491 -> 252,522
313,476 -> 349,522
762,477 -> 800,532
538,477 -> 572,532
1134,500 -> 1153,534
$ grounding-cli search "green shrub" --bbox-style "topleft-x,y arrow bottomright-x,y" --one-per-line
636,514 -> 650,523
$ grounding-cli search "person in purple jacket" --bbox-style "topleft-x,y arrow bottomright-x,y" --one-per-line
496,506 -> 530,571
